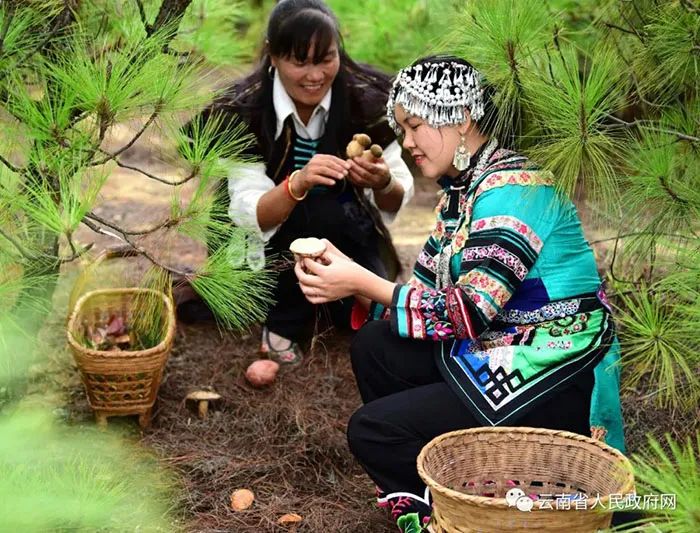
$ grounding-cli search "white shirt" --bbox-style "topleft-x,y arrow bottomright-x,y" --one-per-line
226,71 -> 414,259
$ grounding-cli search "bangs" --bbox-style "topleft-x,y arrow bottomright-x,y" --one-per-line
269,9 -> 339,63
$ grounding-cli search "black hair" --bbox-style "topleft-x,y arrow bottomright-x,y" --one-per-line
411,54 -> 499,138
266,0 -> 341,64
226,0 -> 393,162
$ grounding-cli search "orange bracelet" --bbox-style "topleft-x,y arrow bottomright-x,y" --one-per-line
287,170 -> 308,201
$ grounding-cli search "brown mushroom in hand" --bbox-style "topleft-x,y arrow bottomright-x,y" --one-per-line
369,144 -> 383,158
185,390 -> 221,419
353,133 -> 372,147
346,133 -> 373,158
361,144 -> 384,162
346,139 -> 364,158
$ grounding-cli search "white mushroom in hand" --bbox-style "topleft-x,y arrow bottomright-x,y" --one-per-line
289,237 -> 326,260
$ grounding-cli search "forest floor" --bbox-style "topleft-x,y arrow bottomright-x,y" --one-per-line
29,113 -> 698,533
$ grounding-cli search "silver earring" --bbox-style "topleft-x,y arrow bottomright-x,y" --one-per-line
453,134 -> 471,171
268,65 -> 275,79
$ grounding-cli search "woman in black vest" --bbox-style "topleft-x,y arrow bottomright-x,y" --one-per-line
185,0 -> 413,364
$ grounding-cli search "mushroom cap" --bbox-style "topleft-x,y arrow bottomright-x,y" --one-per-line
289,237 -> 326,258
186,390 -> 221,401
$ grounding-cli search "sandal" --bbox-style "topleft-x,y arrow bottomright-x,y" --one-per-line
260,326 -> 304,366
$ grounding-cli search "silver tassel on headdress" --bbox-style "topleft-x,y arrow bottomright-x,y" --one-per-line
386,60 -> 485,135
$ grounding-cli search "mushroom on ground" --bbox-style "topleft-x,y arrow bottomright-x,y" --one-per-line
185,390 -> 221,419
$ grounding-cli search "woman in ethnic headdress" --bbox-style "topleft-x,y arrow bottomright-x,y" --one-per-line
180,0 -> 414,364
294,55 -> 624,530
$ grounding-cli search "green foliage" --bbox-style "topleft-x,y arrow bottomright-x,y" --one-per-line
332,0 -> 459,72
191,239 -> 275,331
174,0 -> 249,66
614,285 -> 699,410
619,433 -> 700,533
525,45 -> 627,199
231,0 -> 461,72
0,410 -> 179,532
131,268 -> 173,350
79,0 -> 249,65
446,0 -> 551,141
636,2 -> 700,100
1,1 -> 272,528
439,1 -> 700,429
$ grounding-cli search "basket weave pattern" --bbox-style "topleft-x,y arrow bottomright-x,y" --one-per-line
67,288 -> 175,427
417,427 -> 634,533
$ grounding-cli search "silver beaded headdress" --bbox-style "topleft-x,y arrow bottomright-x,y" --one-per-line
386,59 -> 485,135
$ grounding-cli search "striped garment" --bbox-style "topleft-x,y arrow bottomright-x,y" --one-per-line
293,136 -> 320,170
292,136 -> 333,195
369,148 -> 625,451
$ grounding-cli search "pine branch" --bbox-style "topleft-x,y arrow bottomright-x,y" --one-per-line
61,236 -> 93,263
0,226 -> 89,263
83,212 -> 191,276
659,175 -> 689,205
0,2 -> 15,55
0,227 -> 34,260
606,114 -> 700,142
91,108 -> 160,165
630,1 -> 648,25
134,0 -> 151,34
99,148 -> 198,185
618,4 -> 645,43
0,152 -> 22,174
86,210 -> 178,236
604,22 -> 638,36
16,0 -> 79,64
680,0 -> 700,14
149,0 -> 193,42
589,232 -> 695,245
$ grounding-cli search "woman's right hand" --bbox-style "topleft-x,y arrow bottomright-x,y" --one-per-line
291,154 -> 351,196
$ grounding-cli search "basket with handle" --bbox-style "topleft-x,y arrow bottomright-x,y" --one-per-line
66,249 -> 176,428
417,427 -> 635,533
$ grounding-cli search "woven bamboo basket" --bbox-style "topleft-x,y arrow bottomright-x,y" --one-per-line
67,288 -> 175,428
417,427 -> 634,533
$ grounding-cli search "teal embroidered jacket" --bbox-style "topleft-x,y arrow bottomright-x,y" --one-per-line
369,148 -> 625,452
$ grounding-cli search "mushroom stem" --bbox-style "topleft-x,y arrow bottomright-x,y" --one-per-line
198,400 -> 208,419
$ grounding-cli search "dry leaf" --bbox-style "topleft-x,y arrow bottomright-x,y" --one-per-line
277,513 -> 303,525
230,488 -> 255,511
105,315 -> 126,335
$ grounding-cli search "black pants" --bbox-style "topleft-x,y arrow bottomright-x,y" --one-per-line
347,320 -> 594,498
265,189 -> 385,342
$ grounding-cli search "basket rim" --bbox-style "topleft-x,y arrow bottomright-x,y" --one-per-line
66,287 -> 176,357
416,426 -> 635,511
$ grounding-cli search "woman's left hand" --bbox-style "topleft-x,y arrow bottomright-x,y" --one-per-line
294,251 -> 364,304
346,156 -> 391,190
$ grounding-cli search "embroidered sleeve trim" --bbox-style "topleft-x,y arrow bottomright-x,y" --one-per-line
470,216 -> 544,253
